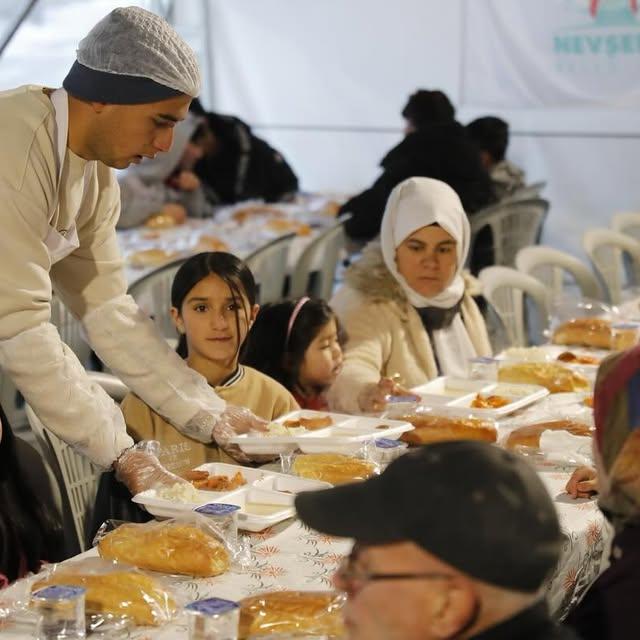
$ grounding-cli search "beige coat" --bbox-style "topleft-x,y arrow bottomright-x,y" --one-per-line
327,243 -> 491,413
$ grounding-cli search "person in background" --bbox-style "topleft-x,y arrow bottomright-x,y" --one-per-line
189,98 -> 299,204
466,116 -> 526,200
0,7 -> 267,500
328,177 -> 491,414
563,345 -> 640,640
295,441 -> 579,640
122,252 -> 298,474
339,89 -> 494,242
0,406 -> 64,585
243,298 -> 345,410
117,113 -> 217,229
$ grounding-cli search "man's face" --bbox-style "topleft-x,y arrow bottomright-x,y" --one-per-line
333,541 -> 477,640
88,94 -> 192,169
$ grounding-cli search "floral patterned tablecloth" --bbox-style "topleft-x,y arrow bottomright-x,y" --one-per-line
1,469 -> 611,638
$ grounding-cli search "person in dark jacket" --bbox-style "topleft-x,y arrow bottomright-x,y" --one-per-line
466,116 -> 526,200
340,89 -> 495,242
189,98 -> 298,204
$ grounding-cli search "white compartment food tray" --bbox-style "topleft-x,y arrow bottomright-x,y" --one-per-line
228,410 -> 413,455
410,377 -> 549,418
132,463 -> 330,531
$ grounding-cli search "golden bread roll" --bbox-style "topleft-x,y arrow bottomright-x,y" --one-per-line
552,317 -> 612,349
127,248 -> 178,268
399,415 -> 497,445
32,571 -> 176,626
239,591 -> 345,638
266,218 -> 312,236
144,213 -> 178,229
506,419 -> 592,451
292,453 -> 376,485
283,415 -> 333,430
98,522 -> 229,577
195,234 -> 229,252
232,205 -> 285,223
498,362 -> 589,393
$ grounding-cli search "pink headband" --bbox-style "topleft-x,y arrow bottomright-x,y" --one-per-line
285,297 -> 310,348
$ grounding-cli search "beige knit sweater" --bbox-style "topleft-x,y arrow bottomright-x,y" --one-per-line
327,243 -> 491,413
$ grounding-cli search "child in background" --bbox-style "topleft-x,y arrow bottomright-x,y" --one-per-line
243,297 -> 344,410
121,252 -> 298,475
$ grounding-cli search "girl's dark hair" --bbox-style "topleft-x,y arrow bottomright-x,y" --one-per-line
0,405 -> 65,582
242,298 -> 345,393
171,252 -> 257,359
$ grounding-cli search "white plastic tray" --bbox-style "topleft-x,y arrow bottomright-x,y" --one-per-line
228,410 -> 413,455
132,463 -> 330,531
410,377 -> 549,418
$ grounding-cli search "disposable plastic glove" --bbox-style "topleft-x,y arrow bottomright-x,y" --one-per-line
114,440 -> 188,496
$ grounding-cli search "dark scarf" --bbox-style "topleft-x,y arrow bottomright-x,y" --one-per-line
413,296 -> 464,332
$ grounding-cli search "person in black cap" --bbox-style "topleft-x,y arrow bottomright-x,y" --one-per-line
339,88 -> 495,243
295,442 -> 580,640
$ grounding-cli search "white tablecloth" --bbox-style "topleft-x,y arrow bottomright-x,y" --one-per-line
0,467 -> 611,638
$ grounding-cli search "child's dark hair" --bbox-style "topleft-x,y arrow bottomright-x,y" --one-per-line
171,252 -> 257,359
242,298 -> 345,392
0,405 -> 65,582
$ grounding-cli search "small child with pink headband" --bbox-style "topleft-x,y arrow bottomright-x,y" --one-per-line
243,297 -> 345,410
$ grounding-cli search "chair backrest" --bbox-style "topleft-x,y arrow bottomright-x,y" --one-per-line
244,233 -> 296,304
25,372 -> 129,553
127,256 -> 188,338
611,211 -> 640,242
479,266 -> 550,347
469,198 -> 550,268
582,228 -> 640,305
289,215 -> 351,300
50,295 -> 92,366
503,181 -> 547,202
515,246 -> 604,301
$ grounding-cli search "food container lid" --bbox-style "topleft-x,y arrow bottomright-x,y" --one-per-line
194,503 -> 241,516
186,597 -> 239,616
32,586 -> 86,601
375,438 -> 403,449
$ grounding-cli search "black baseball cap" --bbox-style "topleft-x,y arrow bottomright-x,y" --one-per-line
295,441 -> 563,592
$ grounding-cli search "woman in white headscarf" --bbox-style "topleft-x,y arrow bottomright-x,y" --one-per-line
327,177 -> 491,413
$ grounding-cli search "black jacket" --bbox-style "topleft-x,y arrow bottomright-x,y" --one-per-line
194,113 -> 298,204
472,601 -> 581,640
341,122 -> 495,241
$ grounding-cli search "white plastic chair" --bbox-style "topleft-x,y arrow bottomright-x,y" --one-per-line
25,372 -> 129,553
611,211 -> 640,242
479,266 -> 550,347
245,233 -> 296,304
515,246 -> 604,301
503,181 -> 547,202
289,214 -> 351,300
127,256 -> 188,339
469,198 -> 550,270
582,229 -> 640,305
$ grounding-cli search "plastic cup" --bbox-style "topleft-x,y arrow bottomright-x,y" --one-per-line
32,585 -> 86,639
194,503 -> 240,547
468,356 -> 499,381
186,597 -> 239,640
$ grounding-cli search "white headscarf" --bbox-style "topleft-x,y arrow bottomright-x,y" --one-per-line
380,177 -> 476,376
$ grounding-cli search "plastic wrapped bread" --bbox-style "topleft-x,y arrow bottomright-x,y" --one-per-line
239,591 -> 346,638
97,520 -> 229,577
398,413 -> 497,445
292,453 -> 377,485
498,362 -> 589,393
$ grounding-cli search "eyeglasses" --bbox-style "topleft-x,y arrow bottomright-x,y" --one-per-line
335,545 -> 454,591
